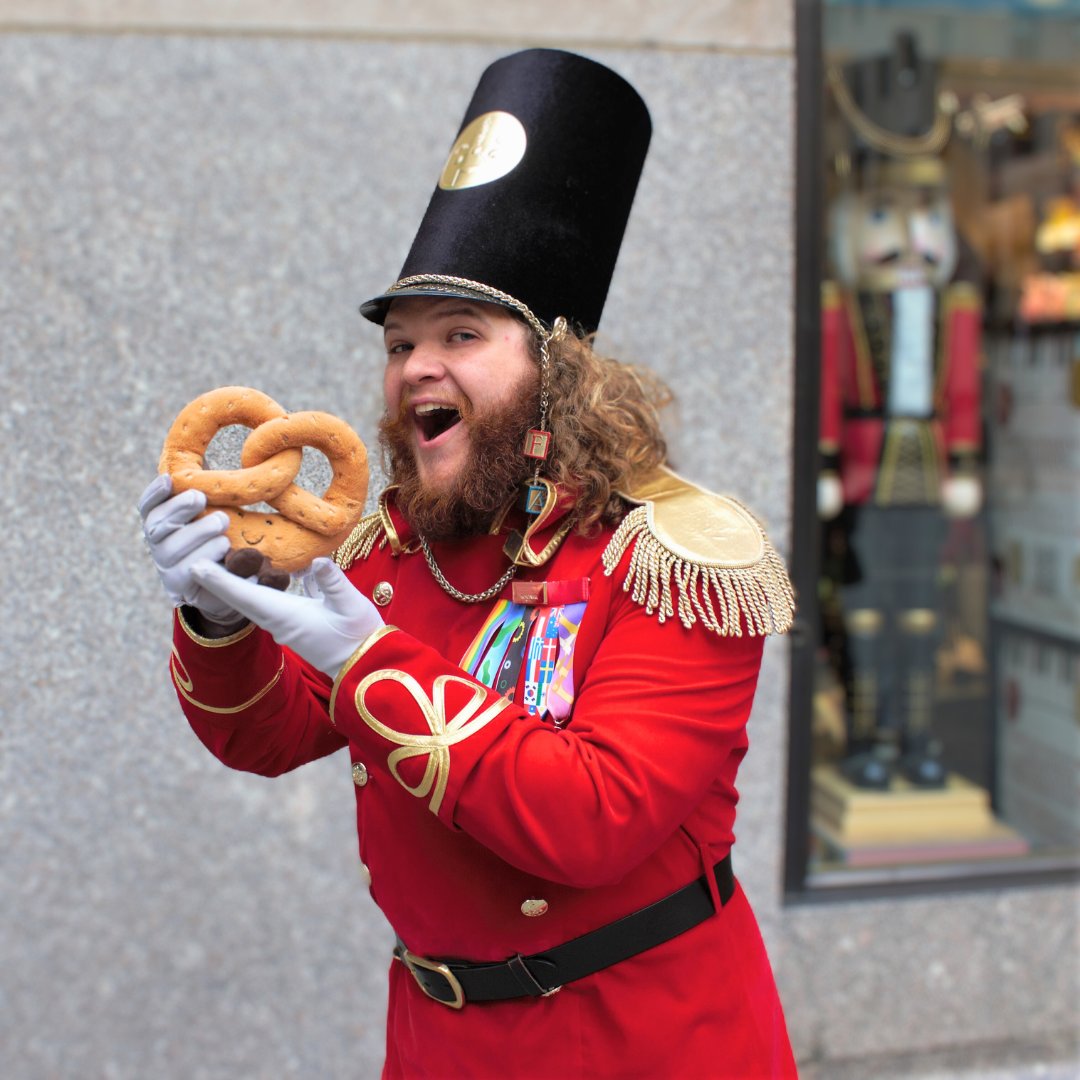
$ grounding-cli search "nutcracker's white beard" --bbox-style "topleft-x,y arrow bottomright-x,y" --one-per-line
379,376 -> 541,542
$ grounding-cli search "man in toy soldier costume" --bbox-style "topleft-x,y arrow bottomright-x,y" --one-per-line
140,49 -> 797,1077
820,33 -> 983,790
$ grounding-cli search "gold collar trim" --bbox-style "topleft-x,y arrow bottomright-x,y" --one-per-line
501,478 -> 575,568
336,482 -> 577,573
335,490 -> 398,569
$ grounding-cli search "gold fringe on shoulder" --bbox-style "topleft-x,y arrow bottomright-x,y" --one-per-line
334,511 -> 388,569
602,505 -> 796,637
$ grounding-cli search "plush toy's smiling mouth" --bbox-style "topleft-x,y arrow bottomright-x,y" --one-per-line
235,510 -> 274,546
413,402 -> 462,443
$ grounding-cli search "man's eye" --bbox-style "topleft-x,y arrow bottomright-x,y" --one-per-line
387,342 -> 412,355
450,330 -> 478,343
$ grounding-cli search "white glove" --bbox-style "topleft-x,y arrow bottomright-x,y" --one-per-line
942,475 -> 982,518
817,472 -> 844,520
189,557 -> 384,678
139,474 -> 243,626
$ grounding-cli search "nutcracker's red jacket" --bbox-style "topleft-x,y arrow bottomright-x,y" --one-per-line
820,281 -> 983,504
169,467 -> 798,1079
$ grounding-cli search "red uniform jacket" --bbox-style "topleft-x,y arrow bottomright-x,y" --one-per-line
169,467 -> 797,1079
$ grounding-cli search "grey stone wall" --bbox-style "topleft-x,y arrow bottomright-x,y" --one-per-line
1,31 -> 796,1078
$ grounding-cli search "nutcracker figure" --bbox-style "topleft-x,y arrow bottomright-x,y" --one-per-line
820,33 -> 983,789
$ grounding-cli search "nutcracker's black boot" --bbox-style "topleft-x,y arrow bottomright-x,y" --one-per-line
840,742 -> 896,790
899,740 -> 946,787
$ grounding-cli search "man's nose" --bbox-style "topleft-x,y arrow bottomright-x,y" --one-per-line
401,342 -> 446,383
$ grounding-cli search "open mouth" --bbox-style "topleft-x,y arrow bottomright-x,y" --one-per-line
413,402 -> 463,444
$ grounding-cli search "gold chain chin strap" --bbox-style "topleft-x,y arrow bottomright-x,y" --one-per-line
386,274 -> 549,338
532,315 -> 567,484
419,535 -> 517,603
826,65 -> 953,159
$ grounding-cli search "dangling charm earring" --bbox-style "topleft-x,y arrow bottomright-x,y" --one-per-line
522,316 -> 567,514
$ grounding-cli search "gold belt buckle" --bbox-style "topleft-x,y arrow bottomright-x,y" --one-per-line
399,947 -> 466,1010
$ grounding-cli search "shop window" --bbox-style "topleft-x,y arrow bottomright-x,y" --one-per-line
787,0 -> 1079,895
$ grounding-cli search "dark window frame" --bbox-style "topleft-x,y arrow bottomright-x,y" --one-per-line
783,0 -> 1080,904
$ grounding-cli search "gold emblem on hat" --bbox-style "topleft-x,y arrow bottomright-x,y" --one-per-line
439,111 -> 527,191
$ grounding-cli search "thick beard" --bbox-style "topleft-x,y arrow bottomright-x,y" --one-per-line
379,377 -> 541,542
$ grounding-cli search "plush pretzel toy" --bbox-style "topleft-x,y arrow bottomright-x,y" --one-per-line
159,387 -> 369,586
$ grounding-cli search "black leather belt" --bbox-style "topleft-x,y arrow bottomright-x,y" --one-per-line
394,855 -> 735,1009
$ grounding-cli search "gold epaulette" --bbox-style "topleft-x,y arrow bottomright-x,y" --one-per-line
334,489 -> 398,569
602,467 -> 796,637
334,511 -> 386,569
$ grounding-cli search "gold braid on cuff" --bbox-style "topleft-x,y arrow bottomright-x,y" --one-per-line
170,648 -> 285,715
177,607 -> 256,647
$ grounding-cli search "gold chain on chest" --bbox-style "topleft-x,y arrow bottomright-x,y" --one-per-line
419,535 -> 517,603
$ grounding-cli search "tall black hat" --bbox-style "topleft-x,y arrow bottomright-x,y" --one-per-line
360,49 -> 652,336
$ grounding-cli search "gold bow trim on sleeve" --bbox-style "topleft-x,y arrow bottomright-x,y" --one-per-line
355,671 -> 511,815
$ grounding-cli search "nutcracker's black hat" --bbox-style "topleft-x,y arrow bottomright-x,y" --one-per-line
829,31 -> 951,186
360,48 -> 652,336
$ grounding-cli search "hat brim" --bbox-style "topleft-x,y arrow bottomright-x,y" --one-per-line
359,283 -> 528,326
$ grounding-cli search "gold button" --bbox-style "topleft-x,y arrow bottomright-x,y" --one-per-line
373,581 -> 394,607
352,762 -> 369,787
520,898 -> 549,918
359,861 -> 372,887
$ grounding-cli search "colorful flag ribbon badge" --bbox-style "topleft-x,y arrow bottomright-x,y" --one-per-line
460,600 -> 587,723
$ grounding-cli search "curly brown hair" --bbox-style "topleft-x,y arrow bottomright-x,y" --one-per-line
534,328 -> 672,533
